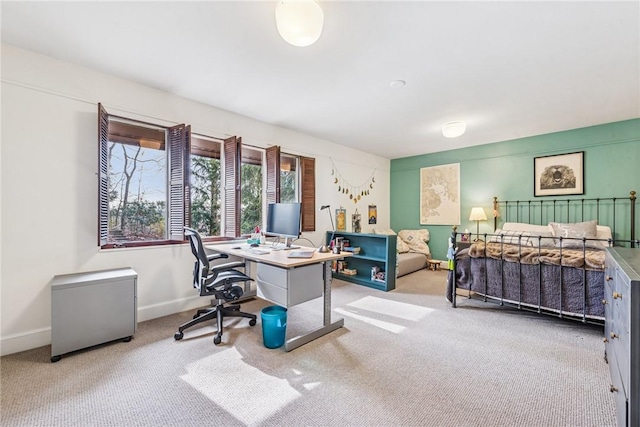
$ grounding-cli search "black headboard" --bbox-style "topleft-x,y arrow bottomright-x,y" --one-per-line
492,190 -> 636,247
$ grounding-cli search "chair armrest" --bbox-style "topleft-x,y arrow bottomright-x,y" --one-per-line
211,261 -> 247,272
206,253 -> 229,262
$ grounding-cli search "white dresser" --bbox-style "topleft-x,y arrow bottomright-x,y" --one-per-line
604,247 -> 640,426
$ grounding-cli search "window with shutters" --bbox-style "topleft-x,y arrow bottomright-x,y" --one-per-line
103,116 -> 169,245
99,104 -> 316,249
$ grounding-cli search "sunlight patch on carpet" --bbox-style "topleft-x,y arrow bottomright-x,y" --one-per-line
181,347 -> 300,425
346,296 -> 435,321
334,307 -> 405,333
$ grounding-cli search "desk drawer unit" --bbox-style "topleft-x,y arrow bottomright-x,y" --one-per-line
256,263 -> 323,307
51,267 -> 137,362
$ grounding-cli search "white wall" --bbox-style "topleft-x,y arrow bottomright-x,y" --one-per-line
0,44 -> 390,355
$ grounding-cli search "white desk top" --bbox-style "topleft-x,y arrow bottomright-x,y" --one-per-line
205,242 -> 351,268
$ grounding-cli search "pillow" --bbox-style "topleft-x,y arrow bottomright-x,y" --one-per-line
489,229 -> 535,246
596,225 -> 613,244
549,220 -> 602,249
373,228 -> 396,235
502,222 -> 550,235
398,229 -> 431,256
371,228 -> 409,253
497,222 -> 559,247
396,238 -> 411,254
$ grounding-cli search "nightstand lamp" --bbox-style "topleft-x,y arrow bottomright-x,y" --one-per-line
469,207 -> 487,241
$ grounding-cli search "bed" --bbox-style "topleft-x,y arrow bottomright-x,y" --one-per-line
373,228 -> 431,277
447,191 -> 638,323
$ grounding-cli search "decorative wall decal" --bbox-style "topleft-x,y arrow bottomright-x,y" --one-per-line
330,158 -> 375,204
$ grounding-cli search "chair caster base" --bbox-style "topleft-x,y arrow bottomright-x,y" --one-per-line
174,331 -> 184,340
214,335 -> 222,345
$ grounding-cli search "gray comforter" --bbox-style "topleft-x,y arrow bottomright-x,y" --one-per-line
449,245 -> 605,319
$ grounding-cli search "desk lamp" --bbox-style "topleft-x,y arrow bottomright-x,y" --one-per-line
318,205 -> 335,253
469,207 -> 487,241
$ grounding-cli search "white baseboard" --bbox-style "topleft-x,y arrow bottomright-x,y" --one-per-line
0,327 -> 51,357
0,296 -> 205,356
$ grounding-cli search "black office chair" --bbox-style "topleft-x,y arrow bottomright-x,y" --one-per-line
174,227 -> 257,345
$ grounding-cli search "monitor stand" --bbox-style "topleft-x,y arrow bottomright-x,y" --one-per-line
272,238 -> 300,250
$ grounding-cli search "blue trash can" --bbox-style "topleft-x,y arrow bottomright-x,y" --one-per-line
261,306 -> 287,349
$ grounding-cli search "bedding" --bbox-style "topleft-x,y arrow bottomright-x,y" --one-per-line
448,191 -> 637,323
373,228 -> 431,276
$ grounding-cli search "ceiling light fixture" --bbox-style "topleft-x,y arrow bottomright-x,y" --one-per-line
442,121 -> 467,138
275,0 -> 324,47
389,80 -> 406,88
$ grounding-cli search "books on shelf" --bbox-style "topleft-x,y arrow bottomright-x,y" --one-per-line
371,266 -> 385,282
342,246 -> 361,254
342,268 -> 357,276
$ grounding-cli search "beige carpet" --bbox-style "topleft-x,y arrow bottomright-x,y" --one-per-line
1,269 -> 615,426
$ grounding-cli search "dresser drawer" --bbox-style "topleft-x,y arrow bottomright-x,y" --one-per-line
609,357 -> 629,427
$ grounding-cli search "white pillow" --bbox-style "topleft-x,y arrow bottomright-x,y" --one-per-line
398,229 -> 431,256
495,223 -> 555,247
502,222 -> 550,235
489,229 -> 535,246
373,228 -> 396,235
596,225 -> 612,243
397,238 -> 411,253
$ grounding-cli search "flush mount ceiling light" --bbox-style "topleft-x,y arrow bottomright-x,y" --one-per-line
389,80 -> 406,88
275,0 -> 324,47
442,121 -> 467,138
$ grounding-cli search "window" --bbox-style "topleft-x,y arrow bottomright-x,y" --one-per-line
99,104 -> 315,248
190,135 -> 222,237
280,153 -> 299,203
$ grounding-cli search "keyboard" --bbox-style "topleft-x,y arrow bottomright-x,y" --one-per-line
249,248 -> 270,255
287,250 -> 315,259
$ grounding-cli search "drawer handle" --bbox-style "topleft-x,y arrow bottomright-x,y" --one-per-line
606,275 -> 613,281
602,299 -> 608,305
610,385 -> 618,393
603,337 -> 609,343
613,292 -> 622,299
610,332 -> 619,339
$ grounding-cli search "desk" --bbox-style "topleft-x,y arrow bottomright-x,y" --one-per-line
206,243 -> 351,351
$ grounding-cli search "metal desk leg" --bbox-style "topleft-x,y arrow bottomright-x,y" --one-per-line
284,261 -> 344,351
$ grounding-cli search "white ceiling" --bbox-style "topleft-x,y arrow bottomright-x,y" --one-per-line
2,1 -> 638,159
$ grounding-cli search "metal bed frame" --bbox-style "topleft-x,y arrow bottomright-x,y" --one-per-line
450,190 -> 638,323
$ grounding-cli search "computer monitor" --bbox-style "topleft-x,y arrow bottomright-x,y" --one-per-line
266,202 -> 301,249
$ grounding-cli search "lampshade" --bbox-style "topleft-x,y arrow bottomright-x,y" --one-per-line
275,0 -> 324,47
442,121 -> 467,138
469,207 -> 487,221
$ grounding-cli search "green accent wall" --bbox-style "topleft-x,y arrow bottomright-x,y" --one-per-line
390,119 -> 640,260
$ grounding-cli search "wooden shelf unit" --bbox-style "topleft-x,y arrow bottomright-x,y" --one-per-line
327,231 -> 397,291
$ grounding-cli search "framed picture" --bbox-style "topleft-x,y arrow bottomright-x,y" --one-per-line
352,209 -> 361,233
534,151 -> 584,197
335,207 -> 346,231
368,205 -> 377,224
420,163 -> 460,225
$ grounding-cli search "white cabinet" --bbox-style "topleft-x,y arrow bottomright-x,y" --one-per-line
256,263 -> 323,307
51,268 -> 137,362
604,248 -> 640,426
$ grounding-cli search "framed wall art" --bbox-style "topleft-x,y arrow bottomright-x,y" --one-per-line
368,205 -> 377,224
420,163 -> 460,225
534,151 -> 584,197
335,207 -> 346,231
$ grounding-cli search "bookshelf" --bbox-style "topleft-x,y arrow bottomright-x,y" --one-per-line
326,231 -> 397,291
